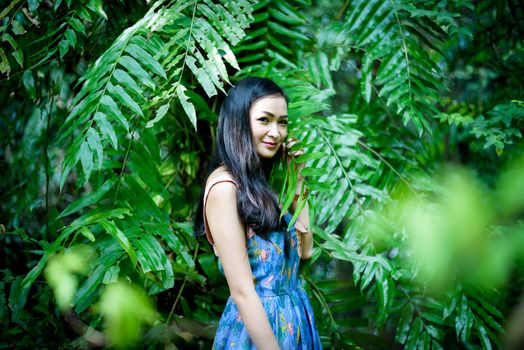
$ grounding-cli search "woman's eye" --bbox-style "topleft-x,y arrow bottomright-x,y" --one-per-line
258,117 -> 269,123
279,120 -> 288,125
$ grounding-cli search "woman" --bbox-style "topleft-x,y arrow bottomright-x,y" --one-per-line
195,77 -> 322,349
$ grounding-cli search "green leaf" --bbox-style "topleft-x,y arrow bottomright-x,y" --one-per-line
396,303 -> 414,344
185,56 -> 217,97
68,18 -> 85,34
118,55 -> 155,89
65,208 -> 131,233
317,52 -> 333,89
27,0 -> 39,12
22,70 -> 35,98
65,28 -> 77,48
0,48 -> 10,74
469,299 -> 504,334
477,322 -> 493,350
100,95 -> 129,131
113,68 -> 143,97
80,227 -> 95,242
59,178 -> 116,218
12,49 -> 23,68
98,281 -> 158,347
406,317 -> 423,349
86,127 -> 103,169
9,277 -> 31,322
124,43 -> 166,79
12,20 -> 26,35
59,38 -> 69,59
295,152 -> 328,163
122,175 -> 166,222
79,140 -> 93,181
94,111 -> 118,149
267,21 -> 309,41
60,134 -> 84,190
163,230 -> 195,269
103,265 -> 120,284
133,234 -> 165,273
74,247 -> 123,313
2,32 -> 17,50
60,90 -> 104,139
78,6 -> 92,22
175,83 -> 197,129
361,55 -> 373,103
107,83 -> 143,117
268,7 -> 304,25
360,261 -> 376,290
86,0 -> 108,20
100,220 -> 138,267
146,103 -> 169,128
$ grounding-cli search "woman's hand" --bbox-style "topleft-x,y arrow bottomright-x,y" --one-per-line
283,137 -> 305,176
283,137 -> 307,197
283,138 -> 314,259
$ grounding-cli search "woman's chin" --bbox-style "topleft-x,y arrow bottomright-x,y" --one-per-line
258,151 -> 277,159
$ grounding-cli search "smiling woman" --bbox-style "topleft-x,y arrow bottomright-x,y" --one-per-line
250,96 -> 289,159
194,77 -> 321,349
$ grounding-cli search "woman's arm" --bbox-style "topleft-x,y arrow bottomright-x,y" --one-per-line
291,177 -> 313,259
205,181 -> 280,350
286,138 -> 314,260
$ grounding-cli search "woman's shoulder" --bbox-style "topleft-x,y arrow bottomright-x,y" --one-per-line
206,165 -> 236,187
204,166 -> 238,212
205,166 -> 238,200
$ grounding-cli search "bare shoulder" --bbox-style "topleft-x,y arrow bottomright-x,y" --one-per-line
206,166 -> 237,202
206,165 -> 235,187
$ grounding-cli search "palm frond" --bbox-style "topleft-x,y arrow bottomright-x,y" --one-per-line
336,0 -> 462,135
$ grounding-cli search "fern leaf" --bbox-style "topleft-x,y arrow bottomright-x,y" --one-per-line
94,112 -> 118,149
124,43 -> 166,79
100,95 -> 129,131
113,68 -> 144,98
107,83 -> 143,117
119,55 -> 156,89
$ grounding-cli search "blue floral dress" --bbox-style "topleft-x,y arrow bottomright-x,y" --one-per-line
212,217 -> 322,349
203,176 -> 322,349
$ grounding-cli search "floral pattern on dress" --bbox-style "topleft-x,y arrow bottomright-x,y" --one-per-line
212,214 -> 322,349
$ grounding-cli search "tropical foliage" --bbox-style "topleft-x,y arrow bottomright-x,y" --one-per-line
1,0 -> 523,349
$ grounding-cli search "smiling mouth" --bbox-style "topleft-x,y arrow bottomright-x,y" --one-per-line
262,141 -> 278,148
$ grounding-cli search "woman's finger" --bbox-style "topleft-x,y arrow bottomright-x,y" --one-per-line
288,150 -> 304,157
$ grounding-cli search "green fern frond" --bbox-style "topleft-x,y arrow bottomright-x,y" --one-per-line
234,0 -> 308,72
57,0 -> 257,185
339,0 -> 463,135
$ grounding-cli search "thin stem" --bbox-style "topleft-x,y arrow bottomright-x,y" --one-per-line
166,241 -> 199,323
318,128 -> 364,214
356,139 -> 422,201
177,0 -> 198,86
302,274 -> 337,328
0,0 -> 24,41
336,0 -> 350,20
391,1 -> 413,111
44,87 -> 56,240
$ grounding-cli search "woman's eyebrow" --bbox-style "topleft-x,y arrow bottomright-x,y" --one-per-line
260,111 -> 288,118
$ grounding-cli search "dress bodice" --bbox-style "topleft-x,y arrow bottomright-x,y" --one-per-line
218,213 -> 302,297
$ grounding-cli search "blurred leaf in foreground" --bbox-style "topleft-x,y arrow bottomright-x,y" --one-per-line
382,154 -> 524,293
97,281 -> 159,348
44,245 -> 94,310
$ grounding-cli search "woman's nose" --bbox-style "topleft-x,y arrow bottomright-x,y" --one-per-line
267,123 -> 279,137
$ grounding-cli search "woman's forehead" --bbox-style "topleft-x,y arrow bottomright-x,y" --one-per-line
251,95 -> 288,115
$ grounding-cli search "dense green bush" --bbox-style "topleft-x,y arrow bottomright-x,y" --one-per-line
1,0 -> 523,348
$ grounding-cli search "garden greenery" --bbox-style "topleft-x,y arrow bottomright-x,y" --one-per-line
1,0 -> 523,348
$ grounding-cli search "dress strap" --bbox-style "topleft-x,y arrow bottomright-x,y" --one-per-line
203,174 -> 238,256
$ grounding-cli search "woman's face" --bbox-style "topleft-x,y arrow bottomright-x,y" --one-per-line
249,94 -> 288,159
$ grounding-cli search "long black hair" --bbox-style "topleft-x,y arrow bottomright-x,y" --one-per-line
194,77 -> 288,239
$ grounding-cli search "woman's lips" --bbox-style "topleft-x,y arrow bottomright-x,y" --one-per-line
262,141 -> 278,148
